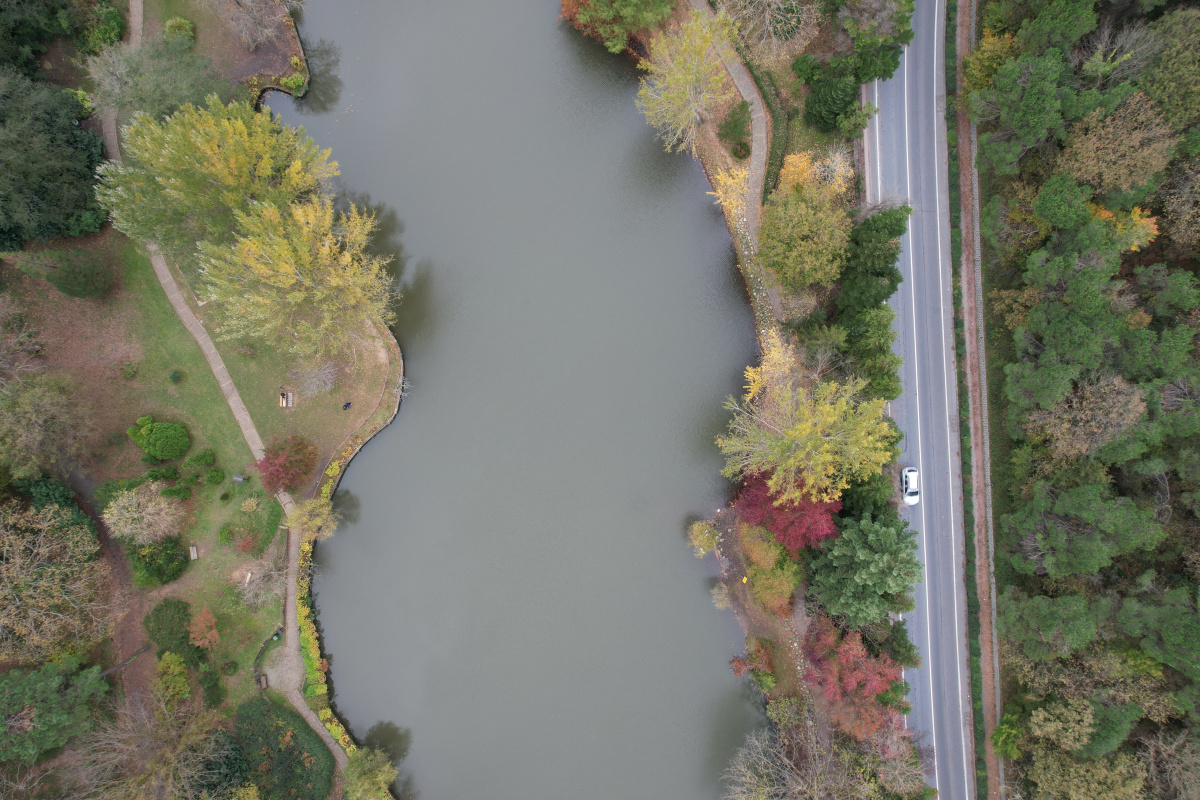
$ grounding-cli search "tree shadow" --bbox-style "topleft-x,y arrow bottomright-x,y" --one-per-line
331,488 -> 360,524
294,38 -> 343,116
363,720 -> 419,799
337,189 -> 409,285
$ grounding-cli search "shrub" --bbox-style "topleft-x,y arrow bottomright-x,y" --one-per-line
688,520 -> 720,556
219,491 -> 231,502
730,141 -> 750,159
221,659 -> 239,676
751,671 -> 777,692
79,2 -> 124,54
143,598 -> 203,664
204,468 -> 225,485
160,485 -> 192,499
127,416 -> 191,461
792,54 -> 820,84
183,449 -> 215,468
146,465 -> 179,481
234,697 -> 334,800
218,525 -> 234,545
279,73 -> 306,93
235,534 -> 256,553
256,436 -> 319,493
128,537 -> 189,588
121,361 -> 139,379
199,665 -> 225,708
163,16 -> 195,47
169,370 -> 182,384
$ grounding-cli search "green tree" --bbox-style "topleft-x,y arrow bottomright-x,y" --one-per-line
997,590 -> 1098,660
636,10 -> 736,154
807,512 -> 921,628
344,747 -> 398,800
0,656 -> 106,764
1058,93 -> 1179,194
1017,0 -> 1096,55
759,188 -> 852,289
846,305 -> 903,401
0,374 -> 89,480
802,57 -> 860,133
86,34 -> 232,121
1078,702 -> 1141,760
973,50 -> 1069,175
0,0 -> 77,76
0,67 -> 104,251
199,197 -> 396,362
1003,482 -> 1166,577
1033,174 -> 1093,230
836,205 -> 910,318
963,29 -> 1021,93
718,333 -> 894,503
565,0 -> 674,53
1141,9 -> 1200,131
1117,589 -> 1200,682
0,503 -> 109,662
96,97 -> 338,269
144,598 -> 202,666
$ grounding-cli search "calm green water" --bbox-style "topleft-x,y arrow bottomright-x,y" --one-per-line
270,1 -> 760,796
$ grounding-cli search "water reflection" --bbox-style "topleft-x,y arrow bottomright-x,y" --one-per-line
364,721 -> 418,799
332,488 -> 360,524
295,38 -> 343,116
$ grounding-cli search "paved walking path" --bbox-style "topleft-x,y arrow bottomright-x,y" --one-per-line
107,0 -> 349,771
686,0 -> 768,249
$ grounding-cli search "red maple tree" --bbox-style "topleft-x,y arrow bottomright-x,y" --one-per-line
736,473 -> 841,551
804,615 -> 902,740
188,606 -> 220,650
256,436 -> 319,494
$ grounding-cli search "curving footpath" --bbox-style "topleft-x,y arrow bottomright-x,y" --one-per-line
685,0 -> 768,249
105,0 -> 350,770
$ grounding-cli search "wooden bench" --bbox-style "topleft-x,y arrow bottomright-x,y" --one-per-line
188,545 -> 199,561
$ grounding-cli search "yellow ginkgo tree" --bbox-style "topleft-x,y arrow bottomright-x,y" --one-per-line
636,10 -> 737,154
201,197 -> 396,362
97,97 -> 338,269
717,330 -> 895,502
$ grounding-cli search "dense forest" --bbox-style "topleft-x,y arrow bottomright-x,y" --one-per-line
966,0 -> 1200,795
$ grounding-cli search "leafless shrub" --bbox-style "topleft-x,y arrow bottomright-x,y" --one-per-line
1142,730 -> 1200,800
0,294 -> 43,395
193,0 -> 298,50
1074,19 -> 1164,89
718,0 -> 821,61
237,549 -> 287,609
292,362 -> 336,396
65,694 -> 228,800
102,482 -> 187,545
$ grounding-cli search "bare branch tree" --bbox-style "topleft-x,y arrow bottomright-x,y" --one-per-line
237,549 -> 287,609
101,482 -> 187,545
1141,730 -> 1200,800
0,293 -> 43,395
291,362 -> 336,396
1074,19 -> 1164,88
718,0 -> 821,59
66,694 -> 229,800
192,0 -> 297,50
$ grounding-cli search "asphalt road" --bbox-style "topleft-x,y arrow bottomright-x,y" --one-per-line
861,0 -> 976,797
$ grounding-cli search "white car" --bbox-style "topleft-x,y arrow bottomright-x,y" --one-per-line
901,467 -> 920,506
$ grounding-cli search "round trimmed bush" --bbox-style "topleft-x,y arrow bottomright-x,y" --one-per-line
204,468 -> 225,485
163,16 -> 195,48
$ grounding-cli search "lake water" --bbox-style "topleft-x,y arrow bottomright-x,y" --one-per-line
270,1 -> 760,796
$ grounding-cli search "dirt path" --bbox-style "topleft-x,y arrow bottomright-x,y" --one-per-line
953,1 -> 1005,797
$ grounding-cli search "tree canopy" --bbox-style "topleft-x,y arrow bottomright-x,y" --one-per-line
807,512 -> 921,627
96,97 -> 338,269
0,67 -> 105,251
0,656 -> 106,764
0,502 -> 109,662
562,0 -> 674,54
86,34 -> 232,121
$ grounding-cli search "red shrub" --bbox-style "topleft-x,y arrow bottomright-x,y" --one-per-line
804,615 -> 902,740
235,534 -> 256,553
256,436 -> 319,494
736,473 -> 841,551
